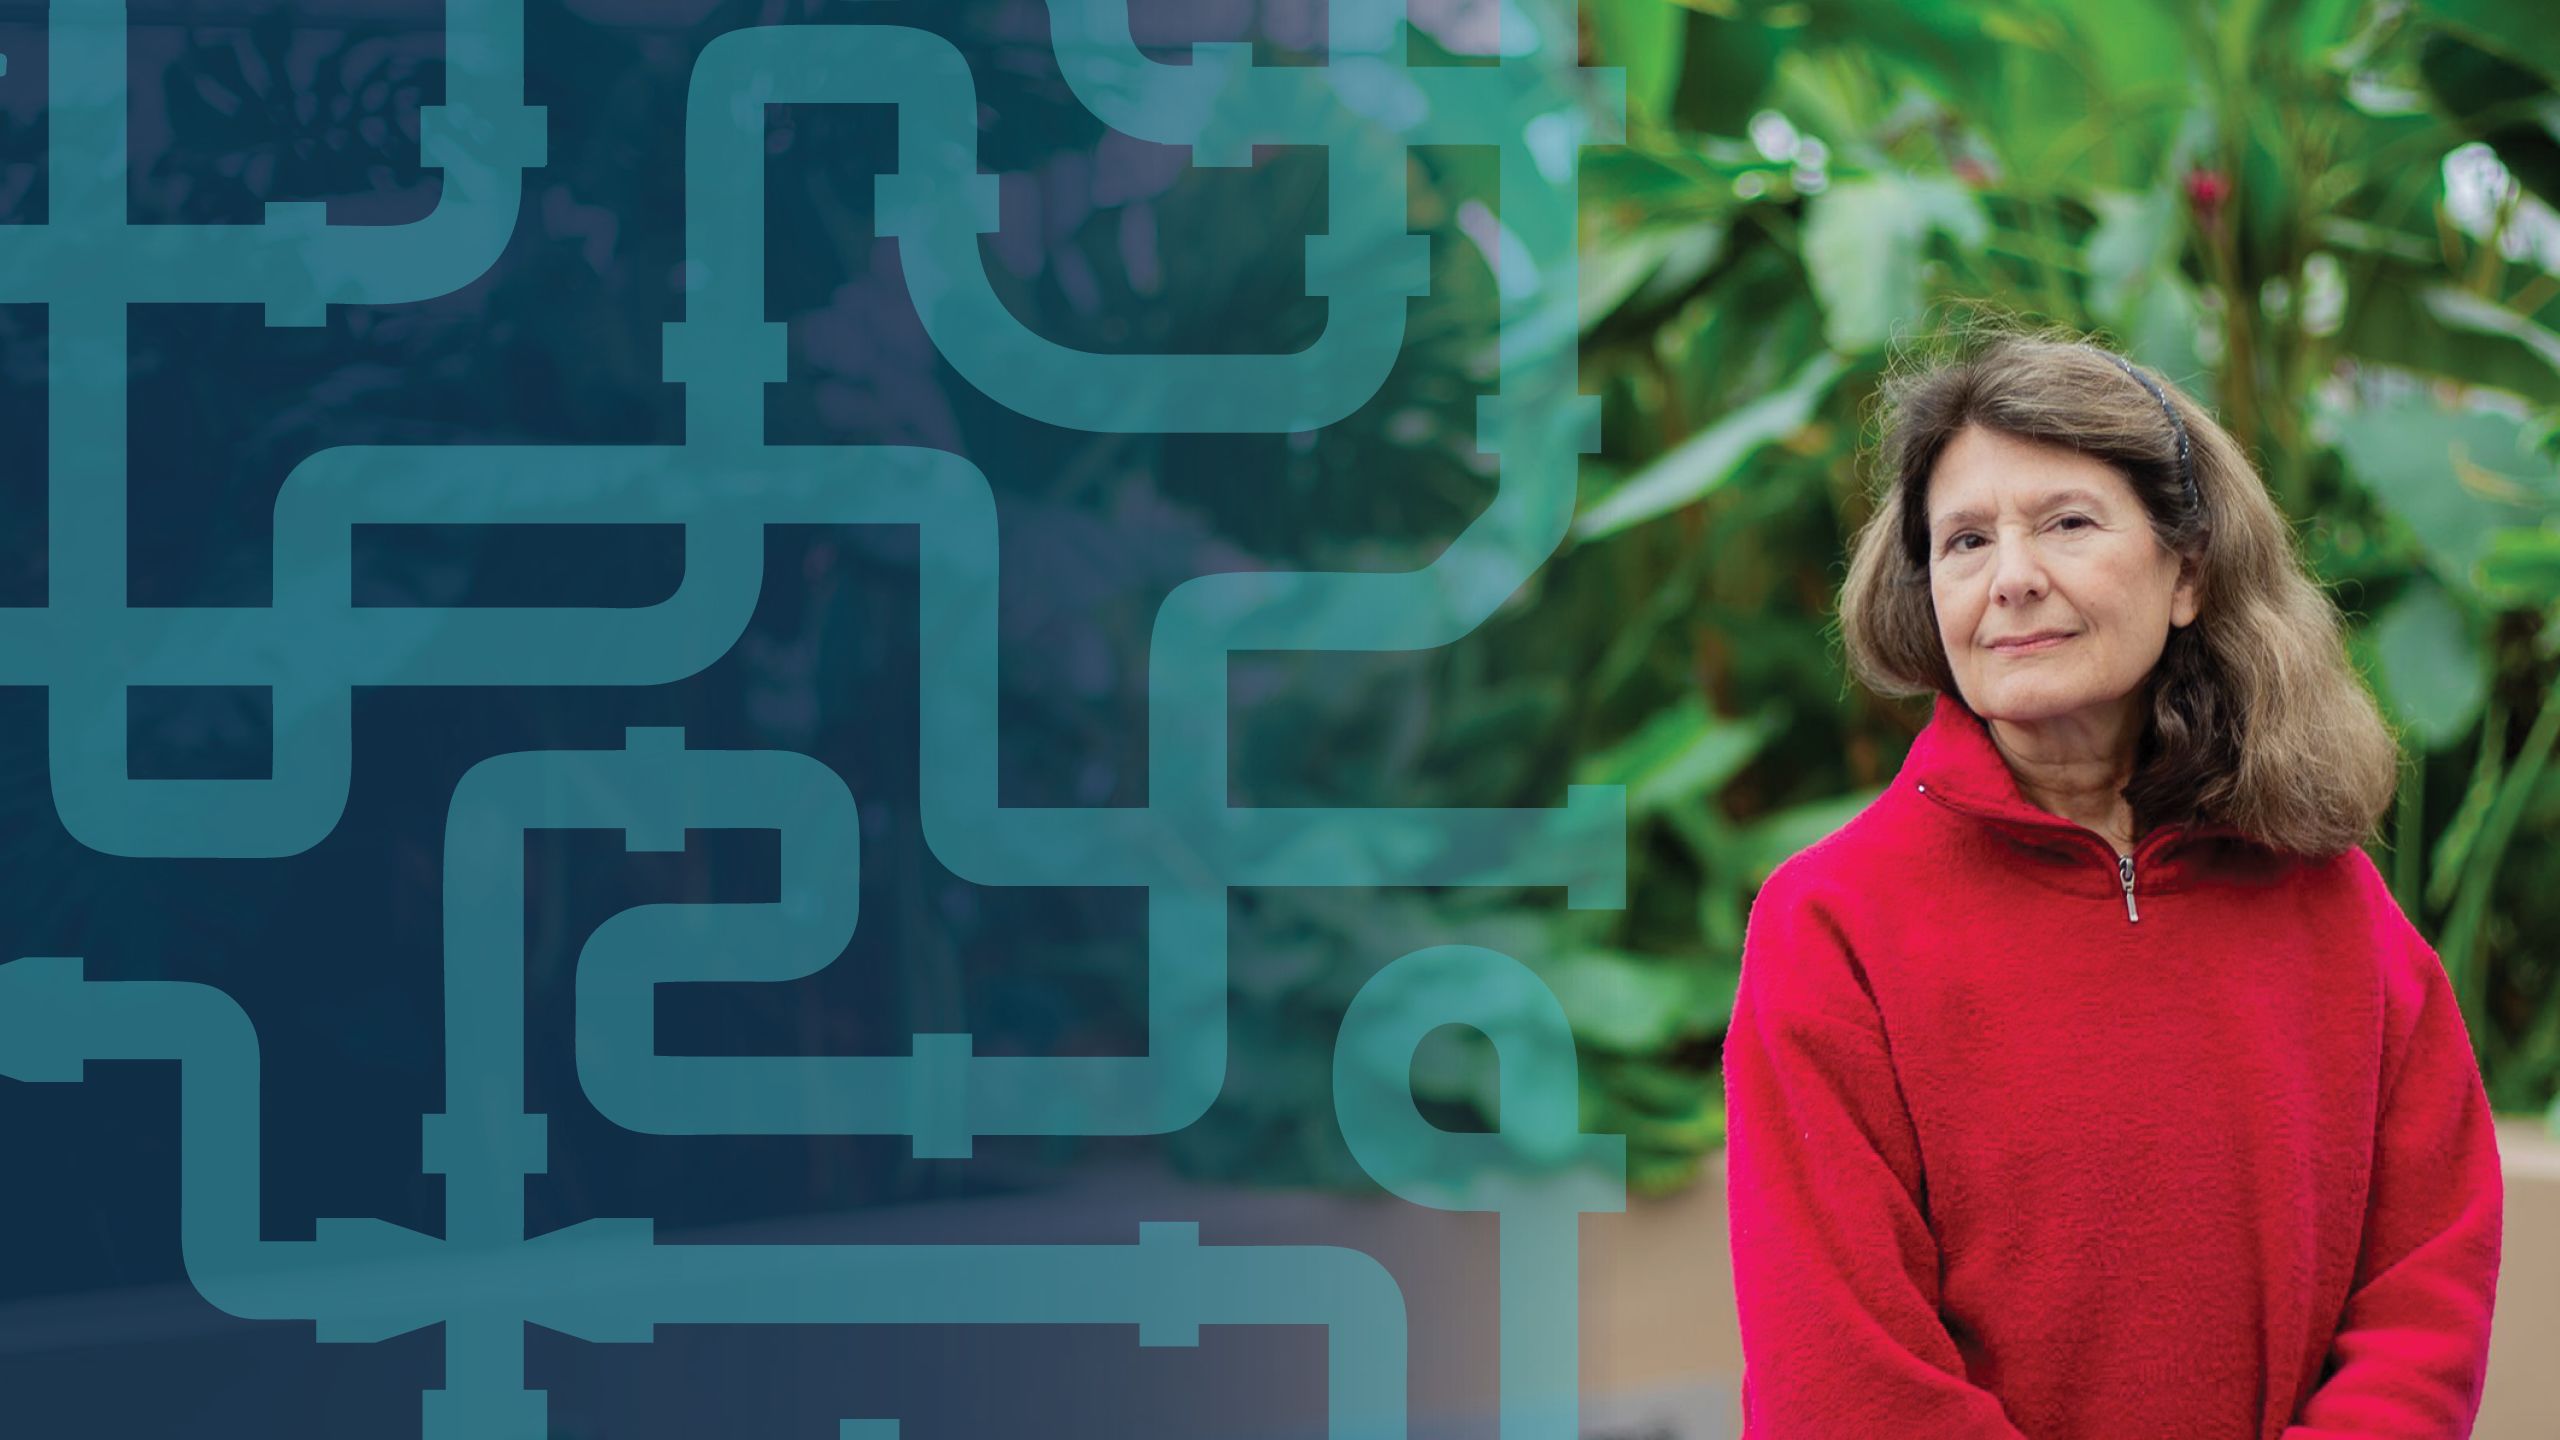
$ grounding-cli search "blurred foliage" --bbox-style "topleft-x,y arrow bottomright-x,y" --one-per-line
1541,0 -> 2560,1185
1191,0 -> 2560,1196
882,0 -> 2560,1199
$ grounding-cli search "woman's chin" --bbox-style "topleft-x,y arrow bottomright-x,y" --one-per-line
1970,684 -> 2084,725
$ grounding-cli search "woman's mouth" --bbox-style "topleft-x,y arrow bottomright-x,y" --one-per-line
1990,632 -> 2074,654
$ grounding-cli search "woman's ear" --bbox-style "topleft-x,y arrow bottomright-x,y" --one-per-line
2170,552 -> 2202,628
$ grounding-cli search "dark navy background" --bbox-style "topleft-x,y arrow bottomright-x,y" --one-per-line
0,0 -> 1528,1434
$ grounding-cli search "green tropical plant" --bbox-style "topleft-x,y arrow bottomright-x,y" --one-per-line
1157,0 -> 2560,1198
1531,0 -> 2560,1179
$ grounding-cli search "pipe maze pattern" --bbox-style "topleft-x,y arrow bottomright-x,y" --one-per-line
0,1 -> 1633,1435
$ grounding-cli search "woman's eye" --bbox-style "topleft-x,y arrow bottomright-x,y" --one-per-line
1946,517 -> 2086,553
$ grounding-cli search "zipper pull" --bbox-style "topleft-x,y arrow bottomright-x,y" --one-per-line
2117,853 -> 2139,923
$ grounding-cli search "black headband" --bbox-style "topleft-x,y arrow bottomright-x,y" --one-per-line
2102,353 -> 2200,513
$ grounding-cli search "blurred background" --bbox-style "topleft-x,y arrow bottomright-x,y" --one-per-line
1552,0 -> 2560,1184
1557,3 -> 2560,1430
1220,0 -> 2560,1211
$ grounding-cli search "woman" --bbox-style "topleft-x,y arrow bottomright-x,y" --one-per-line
1720,331 -> 2505,1438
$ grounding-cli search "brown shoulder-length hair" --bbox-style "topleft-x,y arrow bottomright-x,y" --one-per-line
1837,323 -> 2401,857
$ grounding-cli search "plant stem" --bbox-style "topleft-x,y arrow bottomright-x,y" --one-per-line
2393,743 -> 2423,917
2442,664 -> 2560,1054
2026,198 -> 2078,324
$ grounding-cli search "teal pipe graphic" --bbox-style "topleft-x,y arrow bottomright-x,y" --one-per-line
0,949 -> 1410,1439
0,955 -> 441,1337
671,23 -> 1428,437
9,0 -> 543,315
1336,945 -> 1626,1440
1041,0 -> 1623,161
5,1 -> 1640,1436
21,10 -> 1619,869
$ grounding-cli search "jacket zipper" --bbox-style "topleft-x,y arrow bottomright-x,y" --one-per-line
1916,781 -> 2160,924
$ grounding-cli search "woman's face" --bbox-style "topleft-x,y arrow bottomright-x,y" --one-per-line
1926,424 -> 2199,738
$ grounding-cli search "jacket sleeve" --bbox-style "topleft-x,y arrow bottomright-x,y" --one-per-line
2281,863 -> 2504,1439
1721,864 -> 2029,1439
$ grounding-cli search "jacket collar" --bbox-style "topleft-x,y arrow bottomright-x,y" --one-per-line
1898,691 -> 2249,865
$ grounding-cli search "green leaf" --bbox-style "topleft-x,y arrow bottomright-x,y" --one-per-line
1582,229 -> 1690,334
1738,786 -> 1883,884
2337,268 -> 2560,398
2053,3 -> 2191,120
1532,947 -> 1731,1053
2084,187 -> 2182,327
1581,223 -> 1727,335
2123,269 -> 2214,394
1666,11 -> 1787,136
1571,693 -> 1786,818
1590,0 -> 1688,129
2327,395 -> 2560,587
2421,286 -> 2560,387
2480,525 -> 2560,606
2291,0 -> 2378,61
2414,27 -> 2560,212
1790,0 -> 2014,124
2419,0 -> 2560,89
2429,700 -> 2506,911
1574,349 -> 1849,539
2216,0 -> 2277,78
2371,578 -> 2489,749
1802,173 -> 1990,353
1583,146 -> 1735,217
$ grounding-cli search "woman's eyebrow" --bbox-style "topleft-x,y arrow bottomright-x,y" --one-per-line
1933,487 -> 2108,532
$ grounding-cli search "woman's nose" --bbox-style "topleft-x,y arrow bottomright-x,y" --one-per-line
1989,535 -> 2049,605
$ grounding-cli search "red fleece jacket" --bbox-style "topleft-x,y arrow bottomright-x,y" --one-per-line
1722,693 -> 2504,1439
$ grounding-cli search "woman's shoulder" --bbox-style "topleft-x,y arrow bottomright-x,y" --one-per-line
1746,784 -> 1922,932
2255,838 -> 2409,915
2210,839 -> 2445,996
2309,843 -> 2444,971
1756,780 -> 1928,889
1735,792 -> 1936,1027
